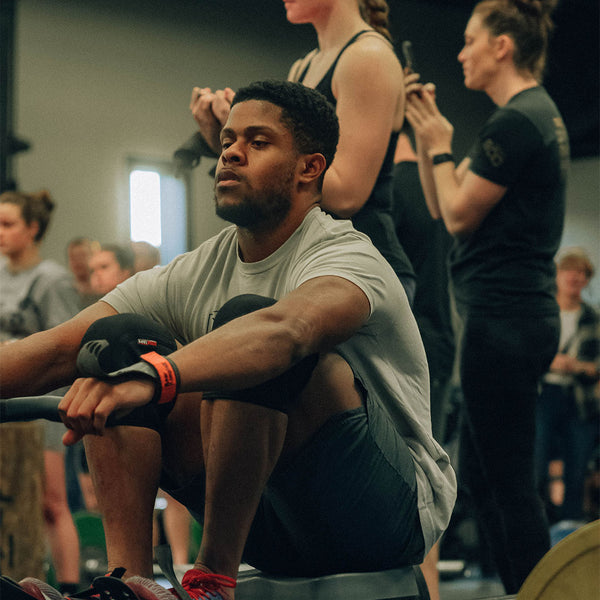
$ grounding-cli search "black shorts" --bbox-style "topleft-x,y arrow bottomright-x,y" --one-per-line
160,387 -> 425,576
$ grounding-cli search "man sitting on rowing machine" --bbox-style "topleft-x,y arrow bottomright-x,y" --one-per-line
0,80 -> 456,600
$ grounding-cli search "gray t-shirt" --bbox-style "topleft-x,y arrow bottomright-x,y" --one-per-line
0,258 -> 81,341
104,207 -> 456,552
0,258 -> 81,452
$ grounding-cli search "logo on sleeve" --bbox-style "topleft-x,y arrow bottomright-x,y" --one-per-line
482,138 -> 505,167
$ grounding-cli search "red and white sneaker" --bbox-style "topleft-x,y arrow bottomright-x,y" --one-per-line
127,569 -> 236,600
18,568 -> 136,600
123,577 -> 172,600
17,578 -> 63,600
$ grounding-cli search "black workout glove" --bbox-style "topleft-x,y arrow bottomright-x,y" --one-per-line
76,313 -> 180,405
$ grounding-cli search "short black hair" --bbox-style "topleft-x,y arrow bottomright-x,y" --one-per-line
231,80 -> 339,171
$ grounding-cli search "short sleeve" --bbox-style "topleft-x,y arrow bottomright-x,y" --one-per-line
103,267 -> 169,320
468,109 -> 542,186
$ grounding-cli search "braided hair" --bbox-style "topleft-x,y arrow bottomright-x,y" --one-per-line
358,0 -> 392,42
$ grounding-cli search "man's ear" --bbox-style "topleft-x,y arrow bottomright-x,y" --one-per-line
298,153 -> 327,184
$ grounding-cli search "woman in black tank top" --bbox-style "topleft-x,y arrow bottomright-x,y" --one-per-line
189,0 -> 416,301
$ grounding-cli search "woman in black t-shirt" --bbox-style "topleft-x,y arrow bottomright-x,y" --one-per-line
405,0 -> 569,594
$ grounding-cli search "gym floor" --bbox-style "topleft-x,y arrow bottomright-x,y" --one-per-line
155,571 -> 510,599
439,574 -> 507,599
154,571 -> 510,600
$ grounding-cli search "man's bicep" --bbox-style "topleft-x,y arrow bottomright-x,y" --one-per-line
278,276 -> 371,353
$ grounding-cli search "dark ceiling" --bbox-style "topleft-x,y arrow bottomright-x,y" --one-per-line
154,0 -> 599,156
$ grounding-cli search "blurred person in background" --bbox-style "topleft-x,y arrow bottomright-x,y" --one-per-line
404,0 -> 569,592
535,248 -> 599,527
89,243 -> 135,296
0,190 -> 81,596
67,237 -> 101,308
131,241 -> 161,273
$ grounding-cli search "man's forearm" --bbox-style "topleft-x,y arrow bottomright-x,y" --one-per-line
0,301 -> 116,398
172,309 -> 306,394
172,278 -> 368,395
0,330 -> 79,397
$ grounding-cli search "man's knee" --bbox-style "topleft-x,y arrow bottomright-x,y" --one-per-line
212,294 -> 277,328
108,402 -> 171,435
203,295 -> 319,414
281,353 -> 365,456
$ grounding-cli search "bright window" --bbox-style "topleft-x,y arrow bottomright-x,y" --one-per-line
130,170 -> 162,247
127,160 -> 189,264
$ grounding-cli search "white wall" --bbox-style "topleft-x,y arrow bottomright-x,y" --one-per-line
560,157 -> 600,304
13,0 -> 312,262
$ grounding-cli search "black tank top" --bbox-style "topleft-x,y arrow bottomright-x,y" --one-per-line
294,31 -> 414,283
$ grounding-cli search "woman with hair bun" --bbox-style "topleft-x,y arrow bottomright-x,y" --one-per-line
190,0 -> 416,302
0,190 -> 81,340
0,190 -> 82,595
405,0 -> 569,593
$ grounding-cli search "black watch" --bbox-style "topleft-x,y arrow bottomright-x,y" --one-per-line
432,153 -> 454,165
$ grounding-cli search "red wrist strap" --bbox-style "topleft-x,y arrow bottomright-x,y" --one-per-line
140,352 -> 179,404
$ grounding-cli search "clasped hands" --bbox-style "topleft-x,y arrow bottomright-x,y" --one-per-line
190,86 -> 236,154
58,377 -> 155,446
404,70 -> 454,157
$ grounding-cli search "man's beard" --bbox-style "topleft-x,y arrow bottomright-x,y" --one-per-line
214,165 -> 295,230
